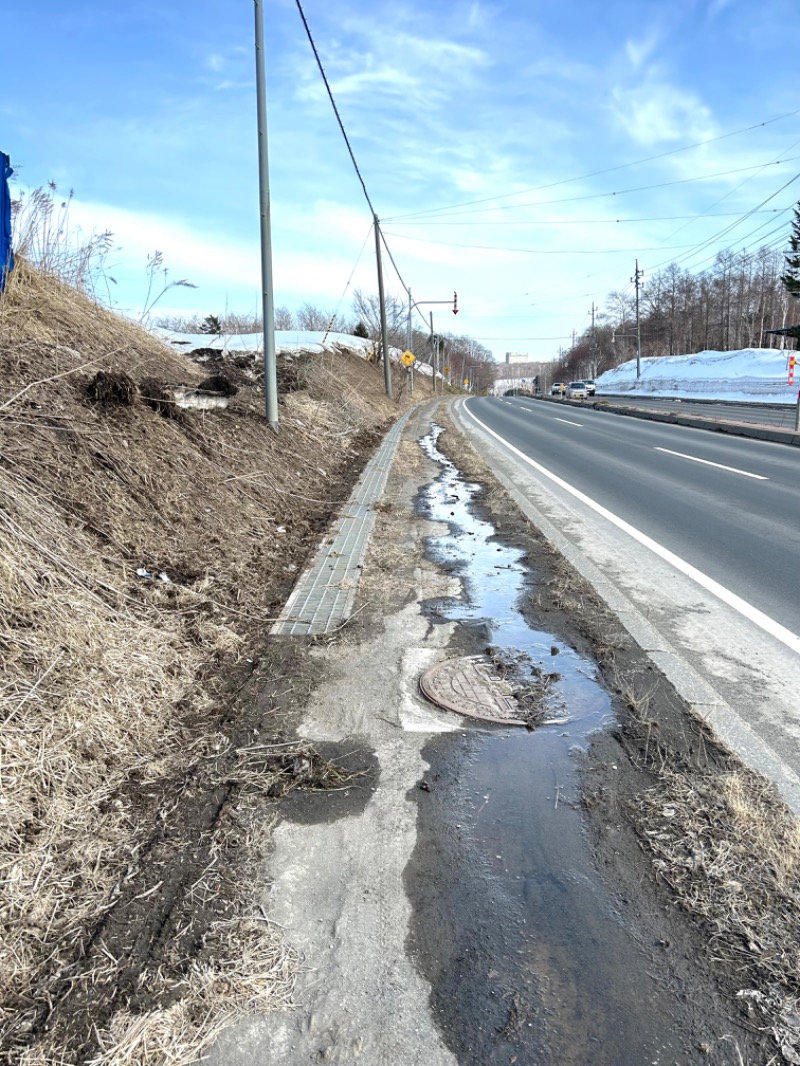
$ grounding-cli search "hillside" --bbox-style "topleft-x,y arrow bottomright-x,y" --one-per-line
0,259 -> 430,1064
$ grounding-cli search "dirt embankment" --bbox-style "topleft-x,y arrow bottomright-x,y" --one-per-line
0,260 -> 424,1065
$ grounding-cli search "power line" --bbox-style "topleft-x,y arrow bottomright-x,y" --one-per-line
646,171 -> 800,273
294,0 -> 376,218
383,232 -> 703,255
383,108 -> 800,223
387,157 -> 800,222
386,209 -> 792,227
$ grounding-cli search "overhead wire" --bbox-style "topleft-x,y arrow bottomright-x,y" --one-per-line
293,0 -> 433,338
294,0 -> 376,219
382,107 -> 800,223
323,224 -> 374,339
387,156 -> 800,222
292,4 -> 798,358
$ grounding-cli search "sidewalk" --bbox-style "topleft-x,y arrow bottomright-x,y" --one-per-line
208,399 -> 464,1066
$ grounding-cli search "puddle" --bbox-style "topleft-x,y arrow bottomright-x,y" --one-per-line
419,423 -> 608,736
407,425 -> 694,1064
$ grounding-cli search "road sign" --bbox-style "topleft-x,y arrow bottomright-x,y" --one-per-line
401,350 -> 415,367
443,365 -> 450,375
463,378 -> 469,387
790,355 -> 796,385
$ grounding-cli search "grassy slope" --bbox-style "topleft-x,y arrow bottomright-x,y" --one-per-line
0,260 -> 428,1064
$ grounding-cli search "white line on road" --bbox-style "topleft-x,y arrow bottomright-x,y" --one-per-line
655,446 -> 768,480
555,418 -> 583,427
464,404 -> 800,656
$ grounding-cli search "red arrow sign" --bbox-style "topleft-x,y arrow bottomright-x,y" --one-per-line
453,291 -> 458,315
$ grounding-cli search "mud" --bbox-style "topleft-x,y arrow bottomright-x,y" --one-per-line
404,417 -> 775,1064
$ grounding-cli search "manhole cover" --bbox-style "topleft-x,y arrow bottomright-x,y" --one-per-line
419,655 -> 525,726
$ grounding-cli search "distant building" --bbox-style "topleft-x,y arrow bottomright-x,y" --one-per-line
505,352 -> 529,364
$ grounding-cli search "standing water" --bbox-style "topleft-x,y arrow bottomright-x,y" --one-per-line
406,425 -> 692,1065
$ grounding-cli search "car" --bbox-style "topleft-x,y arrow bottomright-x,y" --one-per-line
565,380 -> 588,399
584,379 -> 596,396
550,382 -> 566,396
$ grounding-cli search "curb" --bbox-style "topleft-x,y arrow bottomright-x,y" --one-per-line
536,395 -> 800,447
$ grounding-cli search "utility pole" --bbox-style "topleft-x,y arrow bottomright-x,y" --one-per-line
589,301 -> 597,378
429,312 -> 436,395
254,0 -> 278,431
410,295 -> 457,393
406,287 -> 412,353
374,215 -> 393,400
632,259 -> 644,380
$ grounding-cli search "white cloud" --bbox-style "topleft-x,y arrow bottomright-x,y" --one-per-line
624,30 -> 661,71
611,80 -> 717,146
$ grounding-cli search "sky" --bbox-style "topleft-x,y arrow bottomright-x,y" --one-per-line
3,0 -> 800,362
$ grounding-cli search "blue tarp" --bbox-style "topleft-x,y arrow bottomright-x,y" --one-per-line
0,151 -> 13,293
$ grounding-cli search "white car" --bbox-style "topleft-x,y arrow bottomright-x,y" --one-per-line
565,380 -> 588,399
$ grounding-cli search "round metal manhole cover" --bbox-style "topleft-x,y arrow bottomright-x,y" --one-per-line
419,655 -> 525,726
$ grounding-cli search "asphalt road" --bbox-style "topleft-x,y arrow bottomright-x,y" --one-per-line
470,395 -> 800,635
596,393 -> 800,428
456,394 -> 800,809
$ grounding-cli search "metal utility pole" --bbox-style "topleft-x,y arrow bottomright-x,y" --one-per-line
433,311 -> 439,396
406,287 -> 412,352
254,0 -> 278,431
632,260 -> 644,380
374,215 -> 393,400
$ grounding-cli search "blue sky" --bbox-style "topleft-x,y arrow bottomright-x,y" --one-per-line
3,0 -> 800,360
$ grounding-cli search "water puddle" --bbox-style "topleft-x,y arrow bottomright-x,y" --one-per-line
419,423 -> 608,736
407,425 -> 691,1064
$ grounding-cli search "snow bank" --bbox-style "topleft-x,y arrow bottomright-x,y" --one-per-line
151,327 -> 420,364
595,348 -> 799,404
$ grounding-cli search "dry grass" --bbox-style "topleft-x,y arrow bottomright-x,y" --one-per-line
83,919 -> 295,1066
0,255 -> 416,1063
635,763 -> 800,1060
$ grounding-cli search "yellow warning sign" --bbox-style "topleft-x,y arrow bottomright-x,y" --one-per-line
401,350 -> 416,367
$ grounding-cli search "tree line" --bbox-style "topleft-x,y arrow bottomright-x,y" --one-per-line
553,237 -> 800,383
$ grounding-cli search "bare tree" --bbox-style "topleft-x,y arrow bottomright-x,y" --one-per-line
296,303 -> 332,331
275,306 -> 295,330
351,289 -> 406,348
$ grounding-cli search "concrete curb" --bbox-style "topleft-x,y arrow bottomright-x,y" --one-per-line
537,395 -> 800,446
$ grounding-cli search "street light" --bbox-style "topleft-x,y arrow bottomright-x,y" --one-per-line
410,295 -> 457,394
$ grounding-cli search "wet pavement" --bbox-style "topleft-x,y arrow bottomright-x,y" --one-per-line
406,425 -> 702,1064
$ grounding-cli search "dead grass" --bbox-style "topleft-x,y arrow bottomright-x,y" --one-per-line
635,761 -> 800,1060
0,257 -> 421,1063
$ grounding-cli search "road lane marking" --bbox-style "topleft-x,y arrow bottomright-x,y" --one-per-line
464,404 -> 800,657
655,447 -> 768,480
555,418 -> 583,427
